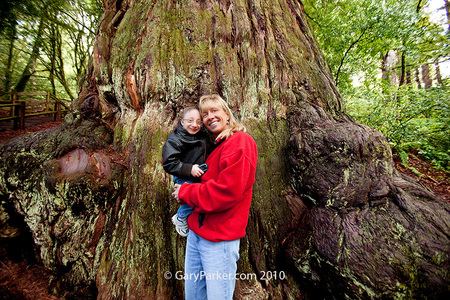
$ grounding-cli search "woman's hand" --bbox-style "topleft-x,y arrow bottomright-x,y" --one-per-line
191,164 -> 205,177
173,184 -> 182,204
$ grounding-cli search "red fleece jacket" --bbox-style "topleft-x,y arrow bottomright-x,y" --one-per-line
178,131 -> 258,242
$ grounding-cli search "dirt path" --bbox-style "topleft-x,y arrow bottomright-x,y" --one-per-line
393,152 -> 449,202
0,119 -> 63,144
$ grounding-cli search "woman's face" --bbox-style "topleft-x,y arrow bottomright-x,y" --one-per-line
201,105 -> 230,137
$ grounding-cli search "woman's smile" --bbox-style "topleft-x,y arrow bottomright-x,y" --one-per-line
207,120 -> 219,128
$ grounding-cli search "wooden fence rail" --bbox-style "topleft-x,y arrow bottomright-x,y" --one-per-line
0,90 -> 65,130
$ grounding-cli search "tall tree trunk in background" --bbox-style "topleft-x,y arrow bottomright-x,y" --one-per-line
55,25 -> 75,100
43,14 -> 75,101
415,67 -> 422,88
73,30 -> 86,85
381,51 -> 389,83
421,63 -> 432,88
399,51 -> 406,86
3,25 -> 16,92
381,50 -> 399,87
14,15 -> 46,92
49,25 -> 57,101
406,69 -> 412,84
435,60 -> 443,85
0,1 -> 449,299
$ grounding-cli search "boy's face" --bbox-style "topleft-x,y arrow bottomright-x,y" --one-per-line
181,109 -> 202,135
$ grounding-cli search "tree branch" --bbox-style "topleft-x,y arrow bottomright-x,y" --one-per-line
335,27 -> 369,86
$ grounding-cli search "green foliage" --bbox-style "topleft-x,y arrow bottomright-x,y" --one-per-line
303,0 -> 449,92
303,0 -> 450,170
303,0 -> 422,89
346,84 -> 450,170
0,0 -> 103,100
398,149 -> 409,167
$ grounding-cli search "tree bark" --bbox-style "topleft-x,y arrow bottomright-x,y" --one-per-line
55,25 -> 75,100
381,50 -> 399,87
435,60 -> 443,85
421,64 -> 432,89
406,69 -> 411,85
0,0 -> 449,299
49,25 -> 57,101
415,67 -> 422,89
3,24 -> 16,92
399,51 -> 406,86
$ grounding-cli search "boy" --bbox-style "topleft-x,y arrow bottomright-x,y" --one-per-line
162,107 -> 210,236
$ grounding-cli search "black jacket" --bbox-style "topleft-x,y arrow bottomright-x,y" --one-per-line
162,124 -> 211,180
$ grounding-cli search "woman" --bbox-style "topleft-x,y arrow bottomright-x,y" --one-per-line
172,94 -> 258,299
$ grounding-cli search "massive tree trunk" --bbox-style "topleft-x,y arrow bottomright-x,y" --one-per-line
1,0 -> 449,299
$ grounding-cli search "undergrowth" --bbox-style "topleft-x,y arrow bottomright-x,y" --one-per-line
344,81 -> 450,172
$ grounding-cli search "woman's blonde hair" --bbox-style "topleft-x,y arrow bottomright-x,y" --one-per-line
198,94 -> 246,140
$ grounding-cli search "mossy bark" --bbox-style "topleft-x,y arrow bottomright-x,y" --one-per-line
0,0 -> 449,299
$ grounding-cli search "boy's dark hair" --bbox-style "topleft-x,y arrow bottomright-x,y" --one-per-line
181,106 -> 199,119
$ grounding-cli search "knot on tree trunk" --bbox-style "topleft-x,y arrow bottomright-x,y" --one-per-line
285,103 -> 450,298
0,121 -> 126,297
288,102 -> 394,209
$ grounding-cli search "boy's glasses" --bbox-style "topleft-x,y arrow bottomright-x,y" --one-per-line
183,119 -> 203,125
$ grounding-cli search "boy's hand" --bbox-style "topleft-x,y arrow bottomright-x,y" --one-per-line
191,164 -> 204,177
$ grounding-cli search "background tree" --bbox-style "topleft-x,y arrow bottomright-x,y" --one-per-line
301,0 -> 419,89
0,0 -> 449,299
0,0 -> 39,92
14,15 -> 46,93
0,0 -> 102,101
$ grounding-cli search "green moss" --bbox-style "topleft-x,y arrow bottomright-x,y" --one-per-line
95,109 -> 184,296
113,121 -> 133,150
241,119 -> 292,274
111,1 -> 154,68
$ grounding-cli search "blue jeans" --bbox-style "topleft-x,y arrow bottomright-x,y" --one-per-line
173,176 -> 195,219
185,230 -> 240,300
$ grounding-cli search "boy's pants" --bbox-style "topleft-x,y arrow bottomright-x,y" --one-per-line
173,176 -> 195,219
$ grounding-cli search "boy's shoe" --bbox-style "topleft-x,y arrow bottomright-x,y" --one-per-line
172,214 -> 189,237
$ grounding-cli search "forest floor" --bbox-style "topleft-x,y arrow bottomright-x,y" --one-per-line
393,151 -> 450,202
0,119 -> 449,299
